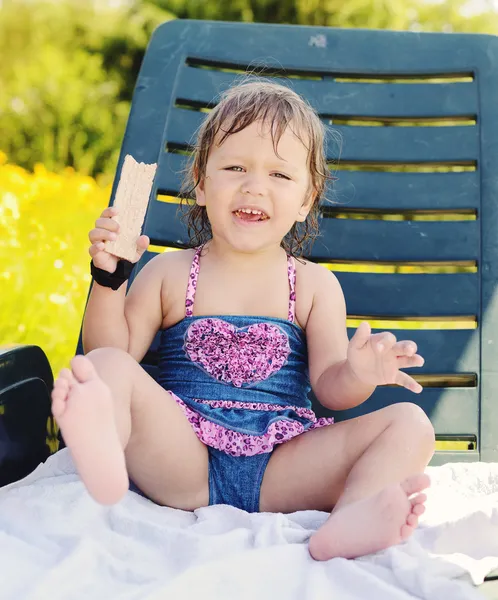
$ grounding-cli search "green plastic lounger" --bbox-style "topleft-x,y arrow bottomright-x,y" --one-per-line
0,19 -> 497,594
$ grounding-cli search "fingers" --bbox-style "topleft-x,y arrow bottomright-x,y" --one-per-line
372,336 -> 423,363
392,340 -> 417,357
396,354 -> 425,369
89,221 -> 120,244
88,242 -> 105,259
395,371 -> 423,394
137,235 -> 150,250
89,230 -> 118,245
391,339 -> 424,368
351,328 -> 422,360
350,321 -> 371,350
132,235 -> 150,263
88,207 -> 120,245
101,206 -> 118,219
370,331 -> 396,354
88,206 -> 134,272
95,217 -> 120,232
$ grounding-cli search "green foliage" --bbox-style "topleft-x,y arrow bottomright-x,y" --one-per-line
1,0 -> 497,181
0,0 -> 172,180
3,45 -> 127,178
154,0 -> 498,33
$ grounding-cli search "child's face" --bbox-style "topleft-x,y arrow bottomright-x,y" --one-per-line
196,119 -> 315,254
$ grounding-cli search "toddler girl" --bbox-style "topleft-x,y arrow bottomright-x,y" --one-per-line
51,79 -> 435,561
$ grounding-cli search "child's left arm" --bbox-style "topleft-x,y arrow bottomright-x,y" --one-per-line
306,265 -> 425,411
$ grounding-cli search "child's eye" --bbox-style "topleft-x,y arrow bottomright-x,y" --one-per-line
272,172 -> 291,180
225,166 -> 244,172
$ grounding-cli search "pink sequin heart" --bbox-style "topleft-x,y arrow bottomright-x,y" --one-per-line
184,318 -> 291,387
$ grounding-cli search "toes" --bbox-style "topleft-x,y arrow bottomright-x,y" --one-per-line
51,385 -> 65,403
411,492 -> 427,505
51,398 -> 65,419
54,375 -> 70,390
400,523 -> 415,541
406,513 -> 418,527
412,503 -> 426,517
51,383 -> 68,418
409,493 -> 427,517
58,368 -> 77,388
71,355 -> 98,384
52,377 -> 69,397
400,473 -> 431,498
402,496 -> 425,534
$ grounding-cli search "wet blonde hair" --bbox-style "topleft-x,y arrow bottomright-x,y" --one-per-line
180,78 -> 335,256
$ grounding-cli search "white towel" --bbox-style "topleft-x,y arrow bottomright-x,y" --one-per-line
0,449 -> 496,600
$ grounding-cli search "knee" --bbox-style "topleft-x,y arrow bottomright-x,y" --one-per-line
387,402 -> 435,449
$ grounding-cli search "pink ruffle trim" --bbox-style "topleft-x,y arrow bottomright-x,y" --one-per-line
169,393 -> 334,457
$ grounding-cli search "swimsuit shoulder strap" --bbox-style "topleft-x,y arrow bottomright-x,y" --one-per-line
287,254 -> 296,324
186,246 -> 296,323
185,246 -> 202,317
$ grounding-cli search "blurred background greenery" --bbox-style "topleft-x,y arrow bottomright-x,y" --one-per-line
0,0 -> 497,377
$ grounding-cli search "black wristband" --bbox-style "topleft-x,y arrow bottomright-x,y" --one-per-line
90,259 -> 135,291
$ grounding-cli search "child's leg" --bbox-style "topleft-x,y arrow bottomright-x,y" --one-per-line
259,402 -> 435,560
51,348 -> 209,508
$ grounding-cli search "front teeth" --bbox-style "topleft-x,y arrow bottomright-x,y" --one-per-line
233,207 -> 269,220
240,208 -> 263,215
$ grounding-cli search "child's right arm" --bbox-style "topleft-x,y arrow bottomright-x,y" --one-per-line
82,206 -> 161,361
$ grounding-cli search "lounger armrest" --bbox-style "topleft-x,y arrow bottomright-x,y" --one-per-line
0,345 -> 55,486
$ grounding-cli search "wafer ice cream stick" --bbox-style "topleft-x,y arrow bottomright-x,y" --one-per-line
104,155 -> 157,262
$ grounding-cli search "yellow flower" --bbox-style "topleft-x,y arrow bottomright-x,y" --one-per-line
0,152 -> 110,379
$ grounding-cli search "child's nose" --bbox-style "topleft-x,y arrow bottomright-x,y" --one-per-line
241,173 -> 266,196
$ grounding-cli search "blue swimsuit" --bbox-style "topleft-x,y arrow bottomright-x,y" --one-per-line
137,246 -> 333,512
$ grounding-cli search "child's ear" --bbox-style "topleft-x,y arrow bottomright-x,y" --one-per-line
296,191 -> 316,222
195,170 -> 207,207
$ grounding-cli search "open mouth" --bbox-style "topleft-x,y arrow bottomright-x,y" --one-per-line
232,208 -> 269,223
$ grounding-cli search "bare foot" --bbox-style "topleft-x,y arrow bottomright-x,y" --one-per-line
51,355 -> 129,505
308,473 -> 430,560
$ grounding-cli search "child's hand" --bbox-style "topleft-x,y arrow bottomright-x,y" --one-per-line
347,321 -> 425,394
88,207 -> 149,273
